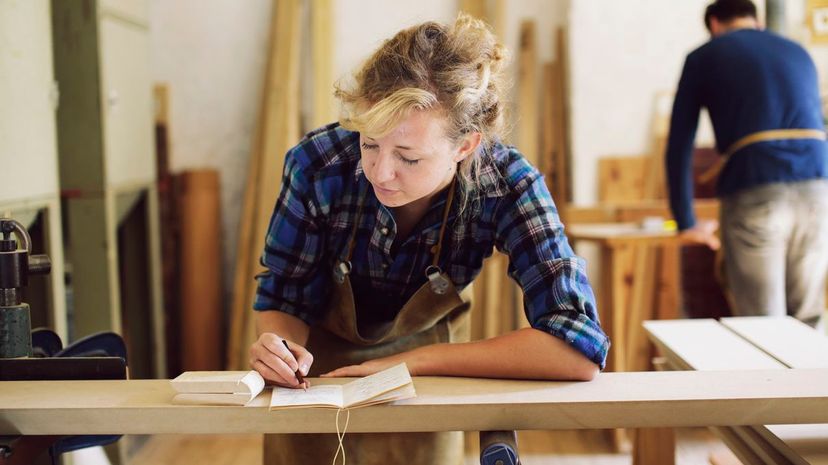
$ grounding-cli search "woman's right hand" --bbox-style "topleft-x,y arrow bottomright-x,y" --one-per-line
249,333 -> 313,388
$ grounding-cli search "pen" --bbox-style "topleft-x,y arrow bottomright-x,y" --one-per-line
281,339 -> 307,390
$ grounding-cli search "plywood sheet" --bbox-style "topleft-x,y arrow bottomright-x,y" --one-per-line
720,316 -> 828,369
643,319 -> 785,371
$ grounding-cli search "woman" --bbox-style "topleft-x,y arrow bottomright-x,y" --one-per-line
249,13 -> 608,464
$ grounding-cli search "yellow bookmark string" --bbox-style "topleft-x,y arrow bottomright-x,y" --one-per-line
332,408 -> 350,465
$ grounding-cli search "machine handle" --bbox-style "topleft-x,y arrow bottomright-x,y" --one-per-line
479,430 -> 520,465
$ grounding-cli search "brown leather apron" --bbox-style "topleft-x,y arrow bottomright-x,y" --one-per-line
264,181 -> 471,465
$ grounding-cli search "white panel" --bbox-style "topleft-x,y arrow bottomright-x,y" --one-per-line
721,316 -> 828,369
100,0 -> 148,25
99,17 -> 155,187
0,0 -> 59,203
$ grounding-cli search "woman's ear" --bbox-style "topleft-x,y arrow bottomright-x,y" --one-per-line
453,132 -> 482,163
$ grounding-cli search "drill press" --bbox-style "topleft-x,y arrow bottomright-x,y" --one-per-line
0,217 -> 127,380
0,218 -> 51,358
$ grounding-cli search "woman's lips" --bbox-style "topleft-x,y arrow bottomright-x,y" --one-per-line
374,185 -> 398,195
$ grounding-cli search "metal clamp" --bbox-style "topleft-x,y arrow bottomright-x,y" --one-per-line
425,265 -> 449,295
332,261 -> 352,284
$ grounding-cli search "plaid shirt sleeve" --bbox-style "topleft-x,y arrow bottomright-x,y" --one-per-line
496,160 -> 610,369
252,145 -> 329,324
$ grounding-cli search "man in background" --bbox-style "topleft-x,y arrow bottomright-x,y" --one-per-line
665,0 -> 828,327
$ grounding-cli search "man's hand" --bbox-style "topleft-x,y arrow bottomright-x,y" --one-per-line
678,219 -> 721,250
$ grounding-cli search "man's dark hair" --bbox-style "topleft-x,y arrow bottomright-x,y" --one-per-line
704,0 -> 757,32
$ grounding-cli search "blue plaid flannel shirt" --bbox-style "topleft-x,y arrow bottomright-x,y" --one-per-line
254,123 -> 609,368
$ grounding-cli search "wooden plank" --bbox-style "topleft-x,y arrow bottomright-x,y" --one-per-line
762,425 -> 828,465
541,62 -> 555,200
633,427 -> 675,465
3,370 -> 828,435
567,223 -> 676,246
643,92 -> 672,199
552,27 -> 572,207
712,426 -> 768,465
730,425 -> 796,465
627,245 -> 658,372
310,0 -> 335,128
655,243 -> 681,320
643,319 -> 786,371
720,316 -> 828,369
563,199 -> 720,225
517,20 -> 539,167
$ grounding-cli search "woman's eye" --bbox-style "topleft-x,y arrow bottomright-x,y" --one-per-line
361,142 -> 378,151
398,155 -> 419,166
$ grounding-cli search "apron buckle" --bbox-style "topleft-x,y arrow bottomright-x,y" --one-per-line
333,261 -> 352,284
425,265 -> 449,295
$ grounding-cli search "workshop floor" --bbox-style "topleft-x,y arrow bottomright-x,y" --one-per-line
125,428 -> 738,465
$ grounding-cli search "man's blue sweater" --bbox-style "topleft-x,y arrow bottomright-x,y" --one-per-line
666,28 -> 828,230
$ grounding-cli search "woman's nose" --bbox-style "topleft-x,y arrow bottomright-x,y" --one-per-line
371,151 -> 395,183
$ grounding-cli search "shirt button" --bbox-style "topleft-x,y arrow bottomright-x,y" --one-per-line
380,227 -> 389,235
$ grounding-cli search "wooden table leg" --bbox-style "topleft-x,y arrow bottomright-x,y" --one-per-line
633,428 -> 676,465
599,243 -> 636,452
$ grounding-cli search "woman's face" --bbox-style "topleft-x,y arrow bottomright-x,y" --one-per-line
360,110 -> 478,208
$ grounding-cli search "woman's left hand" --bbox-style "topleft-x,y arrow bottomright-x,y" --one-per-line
321,350 -> 422,377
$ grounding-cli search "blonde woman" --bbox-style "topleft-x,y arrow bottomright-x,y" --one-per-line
249,14 -> 608,464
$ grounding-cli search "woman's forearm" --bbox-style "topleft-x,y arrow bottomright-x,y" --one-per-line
255,310 -> 310,346
412,328 -> 599,381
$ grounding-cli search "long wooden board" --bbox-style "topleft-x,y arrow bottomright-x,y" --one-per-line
2,370 -> 828,435
643,319 -> 785,371
720,316 -> 828,369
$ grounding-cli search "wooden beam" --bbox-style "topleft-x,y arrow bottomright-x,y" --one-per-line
517,20 -> 539,167
552,27 -> 572,207
3,370 -> 828,434
310,0 -> 335,128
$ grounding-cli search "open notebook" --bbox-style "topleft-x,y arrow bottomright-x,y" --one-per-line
170,370 -> 265,406
269,363 -> 415,410
169,363 -> 415,408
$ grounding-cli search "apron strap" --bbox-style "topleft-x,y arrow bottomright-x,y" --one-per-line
698,129 -> 827,184
430,176 -> 457,267
334,182 -> 368,283
426,176 -> 457,295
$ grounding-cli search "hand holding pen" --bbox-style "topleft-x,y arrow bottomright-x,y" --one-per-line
282,339 -> 309,391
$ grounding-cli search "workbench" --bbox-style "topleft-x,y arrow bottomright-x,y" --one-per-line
645,316 -> 828,465
2,370 -> 828,435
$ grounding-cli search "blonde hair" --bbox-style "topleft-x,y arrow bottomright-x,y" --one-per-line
335,13 -> 511,217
